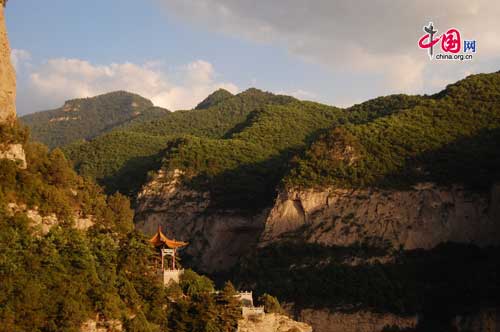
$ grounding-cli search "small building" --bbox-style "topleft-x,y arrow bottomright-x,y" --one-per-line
150,225 -> 188,285
237,291 -> 264,317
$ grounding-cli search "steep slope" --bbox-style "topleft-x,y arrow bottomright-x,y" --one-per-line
66,130 -> 169,196
127,88 -> 296,138
236,72 -> 500,332
134,72 -> 500,332
134,95 -> 424,271
287,72 -> 500,189
65,89 -> 297,195
20,91 -> 166,148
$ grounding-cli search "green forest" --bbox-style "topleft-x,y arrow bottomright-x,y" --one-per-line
287,72 -> 500,190
0,123 -> 247,332
234,241 -> 500,328
20,91 -> 167,148
8,71 -> 500,332
20,73 -> 499,214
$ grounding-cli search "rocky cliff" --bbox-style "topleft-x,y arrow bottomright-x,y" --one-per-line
0,3 -> 26,167
135,169 -> 267,273
0,4 -> 16,125
260,183 -> 500,250
0,143 -> 26,168
136,166 -> 500,269
237,313 -> 312,332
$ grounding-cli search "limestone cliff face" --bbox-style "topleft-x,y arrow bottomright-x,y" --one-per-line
260,183 -> 500,249
135,169 -> 267,273
0,4 -> 16,125
237,313 -> 312,332
136,168 -> 500,270
297,309 -> 417,332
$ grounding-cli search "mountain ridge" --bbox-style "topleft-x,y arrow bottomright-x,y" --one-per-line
20,91 -> 169,148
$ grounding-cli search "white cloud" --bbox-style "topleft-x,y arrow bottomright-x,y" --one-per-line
159,0 -> 500,96
25,58 -> 238,112
11,49 -> 31,71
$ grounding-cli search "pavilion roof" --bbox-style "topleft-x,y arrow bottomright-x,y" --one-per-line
149,226 -> 188,249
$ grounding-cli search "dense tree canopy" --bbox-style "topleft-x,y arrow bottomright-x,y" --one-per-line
287,72 -> 500,190
20,91 -> 166,148
0,125 -> 246,332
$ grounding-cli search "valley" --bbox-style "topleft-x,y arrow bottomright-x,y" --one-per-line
2,1 -> 500,331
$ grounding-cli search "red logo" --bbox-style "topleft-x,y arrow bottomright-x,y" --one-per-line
418,22 -> 476,59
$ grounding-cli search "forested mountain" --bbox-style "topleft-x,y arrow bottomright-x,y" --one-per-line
287,72 -> 500,190
64,88 -> 297,196
10,68 -> 500,332
130,72 -> 500,332
20,91 -> 169,148
195,88 -> 235,110
33,73 -> 500,212
63,87 -> 426,201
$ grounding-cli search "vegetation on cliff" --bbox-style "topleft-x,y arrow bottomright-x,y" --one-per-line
23,70 -> 500,213
59,79 -> 453,212
0,120 -> 29,148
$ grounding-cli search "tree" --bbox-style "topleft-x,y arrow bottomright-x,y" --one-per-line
258,293 -> 282,314
216,282 -> 242,332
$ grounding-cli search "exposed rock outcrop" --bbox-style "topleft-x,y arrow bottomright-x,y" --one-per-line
260,184 -> 500,249
0,143 -> 26,168
8,203 -> 94,234
0,3 -> 26,166
135,169 -> 267,273
136,167 -> 500,271
237,313 -> 312,332
297,309 -> 417,332
0,4 -> 16,125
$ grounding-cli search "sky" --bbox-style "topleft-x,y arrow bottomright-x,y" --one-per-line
6,0 -> 500,115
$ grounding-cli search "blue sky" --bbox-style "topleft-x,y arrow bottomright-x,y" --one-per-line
6,0 -> 500,114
